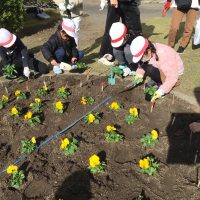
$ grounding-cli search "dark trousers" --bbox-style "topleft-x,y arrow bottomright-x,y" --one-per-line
99,3 -> 121,58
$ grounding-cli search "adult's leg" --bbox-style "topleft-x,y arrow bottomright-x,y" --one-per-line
180,8 -> 198,48
168,8 -> 185,48
72,16 -> 81,47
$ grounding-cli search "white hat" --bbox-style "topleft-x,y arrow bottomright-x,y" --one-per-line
0,28 -> 16,48
109,22 -> 127,48
130,36 -> 149,63
61,18 -> 76,38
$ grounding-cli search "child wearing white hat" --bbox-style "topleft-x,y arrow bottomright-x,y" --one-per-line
41,18 -> 84,74
130,36 -> 184,102
0,28 -> 48,79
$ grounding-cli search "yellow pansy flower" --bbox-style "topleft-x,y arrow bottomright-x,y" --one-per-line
24,111 -> 32,120
30,103 -> 33,107
151,130 -> 158,140
2,95 -> 8,102
129,107 -> 138,117
106,125 -> 116,132
110,102 -> 120,110
88,114 -> 95,123
43,85 -> 48,91
89,154 -> 100,167
35,98 -> 41,103
7,165 -> 18,174
11,107 -> 18,115
61,138 -> 70,149
55,101 -> 63,110
15,90 -> 21,96
59,87 -> 65,93
81,97 -> 87,105
31,137 -> 36,144
139,158 -> 150,169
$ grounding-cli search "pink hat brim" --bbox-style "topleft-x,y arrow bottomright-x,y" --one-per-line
3,34 -> 16,48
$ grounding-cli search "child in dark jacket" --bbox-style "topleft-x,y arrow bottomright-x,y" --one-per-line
41,18 -> 84,74
0,28 -> 48,79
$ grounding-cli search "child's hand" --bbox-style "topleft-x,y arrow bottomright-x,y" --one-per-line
71,57 -> 77,64
51,59 -> 59,66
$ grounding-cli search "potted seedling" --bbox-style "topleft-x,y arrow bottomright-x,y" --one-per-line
104,125 -> 123,142
88,154 -> 106,174
60,137 -> 78,156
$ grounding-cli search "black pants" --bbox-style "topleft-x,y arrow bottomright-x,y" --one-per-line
99,3 -> 121,58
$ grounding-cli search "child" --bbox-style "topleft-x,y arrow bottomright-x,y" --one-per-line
41,18 -> 84,74
130,36 -> 184,102
0,28 -> 48,79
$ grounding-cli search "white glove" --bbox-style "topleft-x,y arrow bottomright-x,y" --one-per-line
66,3 -> 75,10
59,2 -> 66,11
123,67 -> 131,77
100,0 -> 107,10
23,67 -> 30,78
60,62 -> 72,71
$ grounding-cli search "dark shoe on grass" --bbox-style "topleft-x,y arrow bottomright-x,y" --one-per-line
177,46 -> 185,54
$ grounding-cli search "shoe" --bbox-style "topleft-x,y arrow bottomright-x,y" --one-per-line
98,57 -> 114,66
177,46 -> 185,54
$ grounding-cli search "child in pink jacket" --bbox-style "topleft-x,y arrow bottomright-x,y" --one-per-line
130,36 -> 184,102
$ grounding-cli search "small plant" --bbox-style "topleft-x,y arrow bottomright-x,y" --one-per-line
57,87 -> 71,99
125,107 -> 139,125
10,107 -> 20,117
104,125 -> 123,142
35,85 -> 48,96
0,95 -> 8,109
76,62 -> 87,69
21,137 -> 37,154
88,154 -> 106,174
24,111 -> 41,127
139,156 -> 159,176
141,129 -> 159,147
15,89 -> 27,100
3,64 -> 18,79
60,137 -> 78,156
54,101 -> 64,113
30,98 -> 42,112
109,101 -> 122,111
109,66 -> 123,76
84,112 -> 101,124
81,96 -> 95,105
144,85 -> 157,98
7,165 -> 25,189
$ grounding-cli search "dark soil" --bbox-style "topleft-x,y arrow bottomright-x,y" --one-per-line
0,74 -> 200,200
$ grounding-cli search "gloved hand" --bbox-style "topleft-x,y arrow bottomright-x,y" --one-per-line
23,67 -> 30,78
162,1 -> 171,15
151,89 -> 164,102
133,75 -> 143,86
100,0 -> 108,10
123,67 -> 131,77
59,2 -> 66,11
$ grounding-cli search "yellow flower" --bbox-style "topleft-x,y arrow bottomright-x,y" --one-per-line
30,103 -> 33,107
43,85 -> 48,91
129,107 -> 138,117
7,165 -> 18,174
61,138 -> 70,149
2,95 -> 8,102
15,90 -> 21,96
59,87 -> 65,93
35,98 -> 41,103
106,125 -> 116,132
31,137 -> 36,144
151,130 -> 158,140
139,158 -> 150,169
88,114 -> 95,123
24,111 -> 32,120
55,101 -> 63,110
110,102 -> 120,110
11,107 -> 18,115
89,154 -> 100,167
81,97 -> 87,105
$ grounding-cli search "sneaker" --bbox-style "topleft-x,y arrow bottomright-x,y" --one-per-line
177,46 -> 185,54
98,57 -> 114,66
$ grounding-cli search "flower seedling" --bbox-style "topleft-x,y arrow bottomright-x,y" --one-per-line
54,101 -> 64,113
84,112 -> 101,124
88,154 -> 106,174
0,95 -> 8,109
24,111 -> 41,127
3,64 -> 18,79
7,165 -> 25,189
81,96 -> 94,105
104,125 -> 123,142
140,129 -> 159,147
144,85 -> 157,99
35,84 -> 48,96
57,87 -> 71,99
109,101 -> 122,111
15,89 -> 27,100
60,137 -> 78,156
30,98 -> 42,112
109,66 -> 123,77
76,62 -> 87,69
139,156 -> 159,176
10,107 -> 20,117
125,107 -> 139,125
21,137 -> 37,154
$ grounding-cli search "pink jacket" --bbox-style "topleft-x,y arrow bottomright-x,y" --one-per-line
136,43 -> 184,94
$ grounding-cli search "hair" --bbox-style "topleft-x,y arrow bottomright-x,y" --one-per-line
57,24 -> 62,31
144,40 -> 159,61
